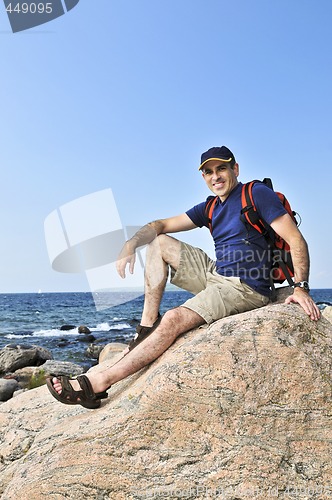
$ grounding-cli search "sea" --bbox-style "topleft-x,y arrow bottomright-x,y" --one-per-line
0,290 -> 193,371
0,289 -> 331,371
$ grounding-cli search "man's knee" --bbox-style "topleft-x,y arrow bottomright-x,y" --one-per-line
148,234 -> 182,268
161,306 -> 205,332
162,307 -> 181,324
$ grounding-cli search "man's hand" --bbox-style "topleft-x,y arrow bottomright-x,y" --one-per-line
285,288 -> 321,321
115,215 -> 196,280
116,241 -> 136,278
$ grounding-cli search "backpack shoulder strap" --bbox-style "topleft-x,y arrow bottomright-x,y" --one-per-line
240,180 -> 268,235
241,179 -> 296,291
204,196 -> 218,233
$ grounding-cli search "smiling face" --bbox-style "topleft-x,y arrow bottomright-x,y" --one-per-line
201,160 -> 239,201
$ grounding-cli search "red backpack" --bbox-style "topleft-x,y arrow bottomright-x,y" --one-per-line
205,178 -> 300,293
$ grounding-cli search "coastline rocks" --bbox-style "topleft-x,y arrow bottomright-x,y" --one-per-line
41,360 -> 84,378
7,367 -> 39,389
0,344 -> 53,375
85,343 -> 106,360
60,325 -> 76,331
78,325 -> 91,334
323,305 -> 332,324
57,324 -> 96,343
77,334 -> 96,343
98,342 -> 128,363
59,324 -> 92,333
3,361 -> 84,391
0,379 -> 19,402
0,303 -> 331,498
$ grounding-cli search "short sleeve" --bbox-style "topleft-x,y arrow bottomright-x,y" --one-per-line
186,197 -> 215,228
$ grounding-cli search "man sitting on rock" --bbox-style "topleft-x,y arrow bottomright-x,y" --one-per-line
47,145 -> 320,409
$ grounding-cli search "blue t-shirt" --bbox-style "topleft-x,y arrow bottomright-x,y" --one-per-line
186,182 -> 287,297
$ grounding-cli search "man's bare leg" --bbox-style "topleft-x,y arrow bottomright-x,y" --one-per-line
51,306 -> 205,395
139,234 -> 182,327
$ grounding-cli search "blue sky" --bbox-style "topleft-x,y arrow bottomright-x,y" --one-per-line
0,0 -> 331,293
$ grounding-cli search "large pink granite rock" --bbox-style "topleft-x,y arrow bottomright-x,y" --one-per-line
0,301 -> 331,499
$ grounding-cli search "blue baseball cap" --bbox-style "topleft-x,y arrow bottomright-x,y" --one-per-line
199,146 -> 235,170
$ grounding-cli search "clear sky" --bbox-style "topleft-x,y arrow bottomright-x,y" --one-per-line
1,0 -> 331,293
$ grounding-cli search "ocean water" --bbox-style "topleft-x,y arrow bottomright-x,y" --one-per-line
0,289 -> 331,370
0,291 -> 193,370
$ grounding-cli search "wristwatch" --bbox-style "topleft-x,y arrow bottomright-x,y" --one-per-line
293,281 -> 310,292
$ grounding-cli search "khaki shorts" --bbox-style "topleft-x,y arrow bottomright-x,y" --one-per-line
170,242 -> 269,324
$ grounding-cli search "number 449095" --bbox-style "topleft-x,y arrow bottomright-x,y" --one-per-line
6,3 -> 53,14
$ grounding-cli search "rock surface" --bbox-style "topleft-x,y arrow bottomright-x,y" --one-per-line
60,325 -> 76,331
1,361 -> 84,393
98,342 -> 128,363
0,344 -> 53,375
0,302 -> 331,499
85,343 -> 105,359
78,325 -> 91,334
323,305 -> 332,324
0,379 -> 19,402
41,360 -> 85,378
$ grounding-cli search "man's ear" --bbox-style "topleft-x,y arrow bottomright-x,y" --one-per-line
234,162 -> 239,177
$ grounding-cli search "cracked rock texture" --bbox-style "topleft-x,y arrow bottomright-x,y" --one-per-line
0,302 -> 331,500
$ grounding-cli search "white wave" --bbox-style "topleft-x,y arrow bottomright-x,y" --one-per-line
5,333 -> 34,339
91,322 -> 112,331
5,328 -> 79,339
4,322 -> 132,340
93,322 -> 131,331
109,322 -> 132,330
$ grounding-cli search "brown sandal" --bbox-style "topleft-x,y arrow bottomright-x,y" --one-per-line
127,313 -> 162,352
46,375 -> 109,409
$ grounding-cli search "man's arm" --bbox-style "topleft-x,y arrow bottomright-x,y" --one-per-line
270,213 -> 320,321
116,213 -> 197,278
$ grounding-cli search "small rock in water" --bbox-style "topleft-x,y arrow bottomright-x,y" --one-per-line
60,325 -> 76,331
77,334 -> 96,343
85,344 -> 105,359
57,339 -> 70,347
78,325 -> 91,334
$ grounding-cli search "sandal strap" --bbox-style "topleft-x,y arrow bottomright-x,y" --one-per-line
77,375 -> 96,400
76,375 -> 109,400
46,375 -> 108,409
95,391 -> 109,400
60,376 -> 81,395
128,313 -> 162,351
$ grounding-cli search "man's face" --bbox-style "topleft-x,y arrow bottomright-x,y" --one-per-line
201,160 -> 239,201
